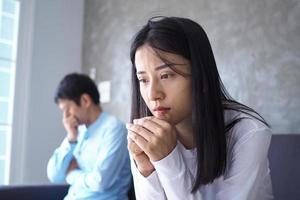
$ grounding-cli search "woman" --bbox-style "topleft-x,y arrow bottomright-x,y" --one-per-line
126,16 -> 273,200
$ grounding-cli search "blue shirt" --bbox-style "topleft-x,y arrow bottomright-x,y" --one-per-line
47,112 -> 132,200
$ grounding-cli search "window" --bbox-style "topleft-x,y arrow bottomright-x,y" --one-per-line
0,0 -> 19,185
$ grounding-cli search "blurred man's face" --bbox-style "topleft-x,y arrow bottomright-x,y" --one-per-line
58,99 -> 87,125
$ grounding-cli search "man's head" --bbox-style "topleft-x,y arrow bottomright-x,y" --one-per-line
54,73 -> 100,125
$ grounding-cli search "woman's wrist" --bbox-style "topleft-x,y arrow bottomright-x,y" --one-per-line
139,168 -> 155,177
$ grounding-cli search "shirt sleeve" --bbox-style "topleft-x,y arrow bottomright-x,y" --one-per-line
130,156 -> 167,200
65,123 -> 130,192
47,137 -> 77,183
215,127 -> 272,200
152,144 -> 203,200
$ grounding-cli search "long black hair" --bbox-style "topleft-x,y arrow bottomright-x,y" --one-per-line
130,16 -> 269,192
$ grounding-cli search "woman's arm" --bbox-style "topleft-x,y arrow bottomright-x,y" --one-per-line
130,157 -> 167,200
127,117 -> 203,200
215,126 -> 273,200
152,144 -> 203,200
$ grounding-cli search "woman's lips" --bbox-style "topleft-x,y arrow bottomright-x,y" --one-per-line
153,107 -> 171,115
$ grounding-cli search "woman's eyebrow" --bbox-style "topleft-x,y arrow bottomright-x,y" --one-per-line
136,63 -> 170,75
155,63 -> 170,71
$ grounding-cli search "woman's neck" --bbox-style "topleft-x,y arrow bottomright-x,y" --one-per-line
175,118 -> 194,149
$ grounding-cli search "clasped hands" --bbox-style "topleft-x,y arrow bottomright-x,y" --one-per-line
126,116 -> 177,177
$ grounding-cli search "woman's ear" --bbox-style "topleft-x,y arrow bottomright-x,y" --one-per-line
80,94 -> 92,108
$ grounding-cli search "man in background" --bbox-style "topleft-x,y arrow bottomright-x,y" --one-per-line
47,73 -> 132,200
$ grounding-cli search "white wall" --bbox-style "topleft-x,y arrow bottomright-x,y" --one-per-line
9,0 -> 84,184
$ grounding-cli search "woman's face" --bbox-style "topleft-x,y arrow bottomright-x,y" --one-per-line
134,44 -> 192,125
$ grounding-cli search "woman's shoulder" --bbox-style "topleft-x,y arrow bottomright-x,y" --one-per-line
224,109 -> 272,146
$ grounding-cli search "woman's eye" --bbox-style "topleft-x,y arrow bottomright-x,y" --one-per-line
161,73 -> 172,79
138,79 -> 148,83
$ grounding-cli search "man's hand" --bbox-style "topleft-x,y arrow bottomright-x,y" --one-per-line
62,112 -> 79,143
66,157 -> 79,174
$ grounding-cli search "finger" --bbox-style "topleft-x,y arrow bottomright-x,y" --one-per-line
135,117 -> 173,137
133,118 -> 163,136
72,115 -> 80,124
67,116 -> 79,126
126,123 -> 152,142
128,130 -> 148,151
132,154 -> 147,169
146,116 -> 172,128
127,137 -> 143,154
132,152 -> 151,165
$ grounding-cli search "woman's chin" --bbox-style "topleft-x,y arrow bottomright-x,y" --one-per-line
154,113 -> 173,123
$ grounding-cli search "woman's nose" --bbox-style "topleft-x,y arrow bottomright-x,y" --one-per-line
148,81 -> 165,101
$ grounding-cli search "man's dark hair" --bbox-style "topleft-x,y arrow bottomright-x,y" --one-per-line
54,73 -> 100,105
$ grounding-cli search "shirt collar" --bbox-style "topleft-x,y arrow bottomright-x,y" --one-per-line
84,111 -> 107,139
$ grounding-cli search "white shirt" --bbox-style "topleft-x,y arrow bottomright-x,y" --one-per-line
131,110 -> 273,200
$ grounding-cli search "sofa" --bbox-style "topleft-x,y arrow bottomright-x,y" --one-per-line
0,184 -> 68,200
268,134 -> 300,200
0,183 -> 135,200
